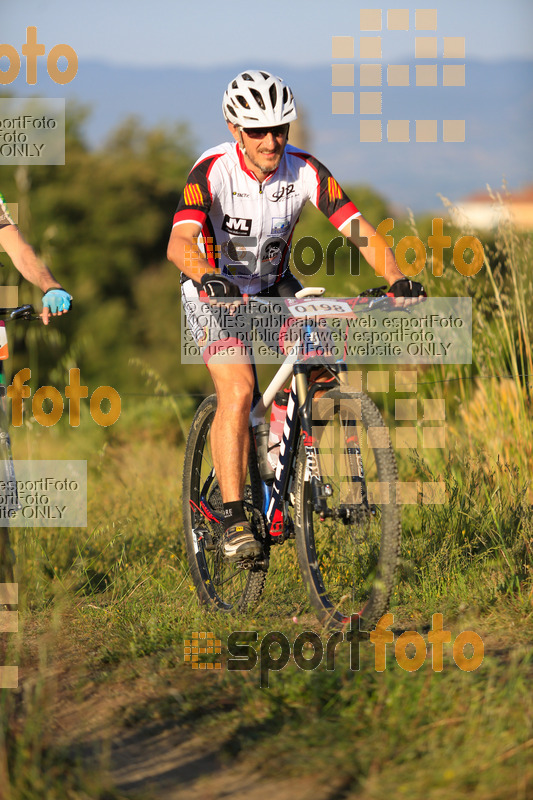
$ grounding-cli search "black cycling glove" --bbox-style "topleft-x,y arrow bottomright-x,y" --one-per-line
389,279 -> 427,298
200,273 -> 242,299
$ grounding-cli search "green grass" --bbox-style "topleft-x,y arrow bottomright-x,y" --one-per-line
1,402 -> 531,799
2,207 -> 533,798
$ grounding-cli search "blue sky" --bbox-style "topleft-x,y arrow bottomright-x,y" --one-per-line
3,0 -> 531,209
4,0 -> 533,66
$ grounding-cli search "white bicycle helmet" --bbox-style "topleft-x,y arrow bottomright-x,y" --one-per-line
223,70 -> 297,127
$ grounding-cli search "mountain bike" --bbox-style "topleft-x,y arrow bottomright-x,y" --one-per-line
0,304 -> 40,602
182,288 -> 401,630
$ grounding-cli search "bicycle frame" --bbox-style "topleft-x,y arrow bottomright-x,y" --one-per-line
194,291 -> 387,546
185,290 -> 406,619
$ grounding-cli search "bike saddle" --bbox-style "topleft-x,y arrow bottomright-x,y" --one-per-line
294,287 -> 326,299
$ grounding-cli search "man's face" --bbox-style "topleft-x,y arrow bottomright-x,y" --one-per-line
228,122 -> 289,178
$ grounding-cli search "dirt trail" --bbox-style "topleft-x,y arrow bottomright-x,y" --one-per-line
18,610 -> 524,799
17,621 -> 344,800
54,679 -> 346,800
109,722 -> 342,800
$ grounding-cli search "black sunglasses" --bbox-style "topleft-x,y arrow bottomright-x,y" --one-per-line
242,125 -> 289,139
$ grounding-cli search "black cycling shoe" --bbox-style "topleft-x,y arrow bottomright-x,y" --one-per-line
223,521 -> 262,561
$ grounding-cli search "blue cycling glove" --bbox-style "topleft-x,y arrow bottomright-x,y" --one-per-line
42,288 -> 72,313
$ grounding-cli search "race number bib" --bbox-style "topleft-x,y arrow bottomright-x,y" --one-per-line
284,298 -> 353,318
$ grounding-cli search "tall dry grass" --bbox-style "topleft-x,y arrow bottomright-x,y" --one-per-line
458,189 -> 532,496
428,188 -> 533,499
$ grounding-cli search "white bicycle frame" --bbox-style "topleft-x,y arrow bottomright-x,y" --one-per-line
246,286 -> 355,537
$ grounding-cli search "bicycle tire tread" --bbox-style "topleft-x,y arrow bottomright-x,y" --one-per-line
182,395 -> 266,612
294,388 -> 401,630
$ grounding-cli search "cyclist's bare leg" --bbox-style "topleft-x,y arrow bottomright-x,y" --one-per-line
207,357 -> 255,503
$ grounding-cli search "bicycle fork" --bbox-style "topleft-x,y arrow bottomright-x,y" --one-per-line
295,368 -> 371,523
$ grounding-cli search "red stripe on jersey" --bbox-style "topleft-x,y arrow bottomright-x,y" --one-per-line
173,209 -> 207,227
291,151 -> 320,206
330,204 -> 360,231
236,143 -> 276,183
236,143 -> 257,181
205,154 -> 223,202
201,222 -> 217,268
185,152 -> 224,204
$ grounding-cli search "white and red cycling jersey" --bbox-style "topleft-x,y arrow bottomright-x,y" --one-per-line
172,141 -> 360,295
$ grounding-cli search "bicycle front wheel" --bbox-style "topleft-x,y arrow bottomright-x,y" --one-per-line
182,395 -> 267,612
294,389 -> 401,630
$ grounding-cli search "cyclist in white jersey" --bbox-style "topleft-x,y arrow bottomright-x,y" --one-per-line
167,70 -> 425,560
0,192 -> 72,323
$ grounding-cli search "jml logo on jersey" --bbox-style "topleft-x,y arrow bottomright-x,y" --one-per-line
222,215 -> 252,236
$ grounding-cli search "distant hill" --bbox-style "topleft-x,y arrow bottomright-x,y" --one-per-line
7,59 -> 533,212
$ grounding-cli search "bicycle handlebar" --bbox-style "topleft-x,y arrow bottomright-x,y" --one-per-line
0,304 -> 41,321
199,285 -> 424,310
241,291 -> 419,317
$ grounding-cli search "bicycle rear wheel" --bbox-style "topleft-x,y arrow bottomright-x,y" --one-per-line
294,389 -> 401,630
182,395 -> 267,612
